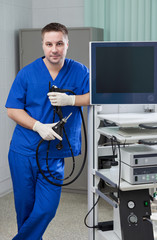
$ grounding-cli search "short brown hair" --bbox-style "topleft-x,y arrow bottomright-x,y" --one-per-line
41,22 -> 68,40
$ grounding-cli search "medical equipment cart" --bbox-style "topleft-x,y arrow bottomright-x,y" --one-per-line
88,106 -> 157,240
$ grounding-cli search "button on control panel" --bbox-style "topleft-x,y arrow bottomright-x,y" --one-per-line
128,200 -> 135,209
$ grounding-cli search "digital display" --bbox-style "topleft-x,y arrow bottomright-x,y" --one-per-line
96,47 -> 154,93
90,41 -> 157,104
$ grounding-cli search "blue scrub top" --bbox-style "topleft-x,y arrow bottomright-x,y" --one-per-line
5,57 -> 89,158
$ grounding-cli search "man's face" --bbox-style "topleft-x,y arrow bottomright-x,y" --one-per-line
42,31 -> 69,67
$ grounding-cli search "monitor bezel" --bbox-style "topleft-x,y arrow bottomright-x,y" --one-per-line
90,41 -> 157,105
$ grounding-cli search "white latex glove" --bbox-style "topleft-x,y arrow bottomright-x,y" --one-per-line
47,92 -> 75,106
33,121 -> 62,141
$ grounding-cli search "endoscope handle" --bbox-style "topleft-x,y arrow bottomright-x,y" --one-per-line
52,119 -> 66,137
49,82 -> 63,93
52,113 -> 72,137
49,82 -> 75,95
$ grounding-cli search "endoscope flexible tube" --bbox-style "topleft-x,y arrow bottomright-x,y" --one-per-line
36,86 -> 87,187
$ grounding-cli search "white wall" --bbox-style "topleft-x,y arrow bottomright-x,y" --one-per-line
0,0 -> 32,197
0,0 -> 85,197
32,0 -> 84,28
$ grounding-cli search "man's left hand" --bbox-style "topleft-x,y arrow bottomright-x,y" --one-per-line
47,92 -> 75,106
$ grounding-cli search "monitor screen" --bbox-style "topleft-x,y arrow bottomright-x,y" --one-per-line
90,41 -> 157,104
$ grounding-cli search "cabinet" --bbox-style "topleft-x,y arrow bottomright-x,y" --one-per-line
88,106 -> 156,240
19,27 -> 104,69
19,27 -> 104,192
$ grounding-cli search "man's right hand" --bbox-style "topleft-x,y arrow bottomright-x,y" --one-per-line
33,121 -> 62,141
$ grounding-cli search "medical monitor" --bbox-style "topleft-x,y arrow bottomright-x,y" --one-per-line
90,41 -> 157,104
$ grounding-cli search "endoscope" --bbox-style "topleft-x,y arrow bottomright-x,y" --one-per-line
36,82 -> 87,187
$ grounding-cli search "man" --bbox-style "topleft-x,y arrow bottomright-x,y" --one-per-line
5,22 -> 89,240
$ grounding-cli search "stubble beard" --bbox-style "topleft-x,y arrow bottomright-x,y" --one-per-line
48,55 -> 64,66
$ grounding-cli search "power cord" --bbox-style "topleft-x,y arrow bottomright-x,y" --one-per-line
110,136 -> 121,199
84,195 -> 113,231
84,196 -> 100,229
84,180 -> 114,231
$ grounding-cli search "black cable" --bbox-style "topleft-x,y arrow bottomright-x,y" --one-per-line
110,136 -> 121,199
46,125 -> 75,181
117,141 -> 121,199
111,138 -> 116,156
143,217 -> 153,225
36,106 -> 87,186
36,87 -> 87,187
50,104 -> 75,179
84,196 -> 100,229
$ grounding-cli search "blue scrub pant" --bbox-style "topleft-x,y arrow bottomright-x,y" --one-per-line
8,149 -> 64,240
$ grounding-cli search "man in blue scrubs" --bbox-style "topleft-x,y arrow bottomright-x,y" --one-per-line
5,22 -> 89,240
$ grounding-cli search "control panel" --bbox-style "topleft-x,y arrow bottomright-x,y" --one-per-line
118,189 -> 154,240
